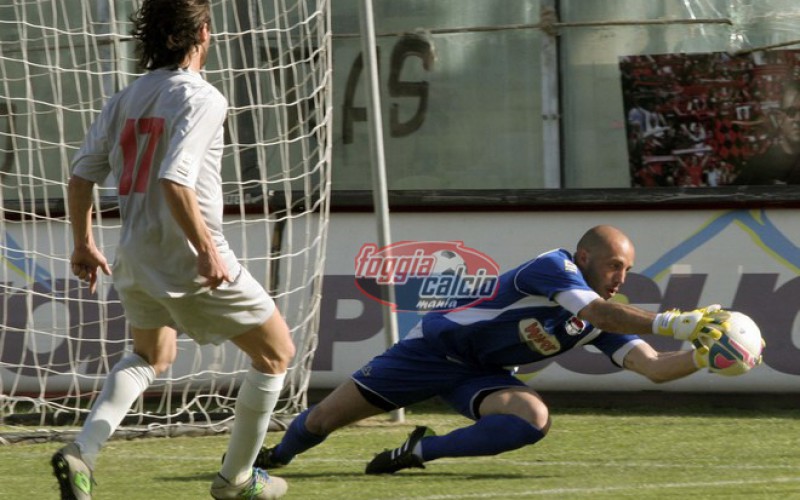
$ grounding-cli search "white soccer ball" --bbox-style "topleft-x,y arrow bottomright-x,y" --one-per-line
707,311 -> 764,377
431,249 -> 465,275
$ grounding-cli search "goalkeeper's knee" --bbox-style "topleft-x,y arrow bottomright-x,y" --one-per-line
477,414 -> 547,453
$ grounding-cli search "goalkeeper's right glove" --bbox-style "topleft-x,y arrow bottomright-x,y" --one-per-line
653,304 -> 728,342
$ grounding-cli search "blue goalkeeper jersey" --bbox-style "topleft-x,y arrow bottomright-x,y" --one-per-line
416,248 -> 642,368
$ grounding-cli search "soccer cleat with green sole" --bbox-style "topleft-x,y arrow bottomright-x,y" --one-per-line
210,467 -> 288,499
51,443 -> 94,500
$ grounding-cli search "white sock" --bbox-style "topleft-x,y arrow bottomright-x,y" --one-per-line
220,368 -> 286,483
74,353 -> 155,469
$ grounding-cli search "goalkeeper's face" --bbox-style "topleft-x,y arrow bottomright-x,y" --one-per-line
578,238 -> 635,300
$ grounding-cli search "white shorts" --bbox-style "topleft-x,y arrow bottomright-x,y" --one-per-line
117,264 -> 275,345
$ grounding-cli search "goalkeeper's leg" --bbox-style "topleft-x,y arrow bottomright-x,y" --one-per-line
420,386 -> 548,462
268,380 -> 388,465
420,414 -> 546,460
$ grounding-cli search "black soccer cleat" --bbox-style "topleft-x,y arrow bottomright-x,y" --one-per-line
253,445 -> 289,470
365,426 -> 435,475
224,445 -> 289,470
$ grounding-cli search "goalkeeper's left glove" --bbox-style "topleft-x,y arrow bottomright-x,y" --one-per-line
693,335 -> 767,373
653,304 -> 728,342
691,338 -> 712,369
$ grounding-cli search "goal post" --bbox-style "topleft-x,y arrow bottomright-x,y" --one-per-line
0,0 -> 332,440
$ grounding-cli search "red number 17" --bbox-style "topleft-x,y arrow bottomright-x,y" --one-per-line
118,117 -> 165,195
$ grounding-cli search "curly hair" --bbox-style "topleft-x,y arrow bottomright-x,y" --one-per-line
130,0 -> 211,71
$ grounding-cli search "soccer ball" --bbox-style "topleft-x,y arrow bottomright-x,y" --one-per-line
707,311 -> 764,377
431,249 -> 465,275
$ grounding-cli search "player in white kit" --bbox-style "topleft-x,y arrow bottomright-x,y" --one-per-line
50,1 -> 293,499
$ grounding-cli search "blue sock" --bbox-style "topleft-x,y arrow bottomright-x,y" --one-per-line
271,409 -> 327,464
420,414 -> 544,461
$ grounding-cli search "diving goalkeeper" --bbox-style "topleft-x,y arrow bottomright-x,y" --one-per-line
252,225 -> 737,475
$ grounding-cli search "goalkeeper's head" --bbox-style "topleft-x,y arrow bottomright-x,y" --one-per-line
130,0 -> 212,71
574,225 -> 635,301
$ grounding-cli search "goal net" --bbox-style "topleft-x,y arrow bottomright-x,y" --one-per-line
0,0 -> 332,441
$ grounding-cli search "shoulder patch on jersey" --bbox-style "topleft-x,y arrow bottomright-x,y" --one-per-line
565,316 -> 586,336
176,152 -> 194,177
564,259 -> 578,274
519,318 -> 561,355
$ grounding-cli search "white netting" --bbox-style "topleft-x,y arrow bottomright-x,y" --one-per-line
0,0 -> 332,441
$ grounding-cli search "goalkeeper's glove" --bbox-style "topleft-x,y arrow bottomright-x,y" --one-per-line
652,304 -> 728,342
691,337 -> 712,369
694,337 -> 767,374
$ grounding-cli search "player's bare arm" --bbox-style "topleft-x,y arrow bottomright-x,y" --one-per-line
579,297 -> 726,344
577,298 -> 656,334
622,342 -> 698,383
67,175 -> 111,293
160,178 -> 230,288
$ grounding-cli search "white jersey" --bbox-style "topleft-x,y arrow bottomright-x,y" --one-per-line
72,68 -> 236,298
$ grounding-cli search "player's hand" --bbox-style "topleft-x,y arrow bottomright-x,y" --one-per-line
694,319 -> 765,375
691,336 -> 714,369
653,304 -> 728,342
70,245 -> 112,294
196,247 -> 231,289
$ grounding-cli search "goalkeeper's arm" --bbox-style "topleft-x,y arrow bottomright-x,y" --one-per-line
578,299 -> 725,342
622,342 -> 700,383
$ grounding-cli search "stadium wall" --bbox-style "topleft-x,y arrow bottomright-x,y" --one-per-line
2,207 -> 798,395
312,208 -> 799,393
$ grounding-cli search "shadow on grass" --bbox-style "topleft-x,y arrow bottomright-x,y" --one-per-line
270,471 -> 548,480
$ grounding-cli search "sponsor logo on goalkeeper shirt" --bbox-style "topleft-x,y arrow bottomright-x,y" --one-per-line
354,241 -> 499,312
519,319 -> 561,355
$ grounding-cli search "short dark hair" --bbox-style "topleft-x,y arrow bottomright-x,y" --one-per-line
130,0 -> 211,71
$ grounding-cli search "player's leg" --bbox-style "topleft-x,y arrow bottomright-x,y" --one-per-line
75,325 -> 177,466
52,325 -> 176,499
163,265 -> 293,499
216,307 -> 295,490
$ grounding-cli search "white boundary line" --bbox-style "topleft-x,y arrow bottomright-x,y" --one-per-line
382,476 -> 800,499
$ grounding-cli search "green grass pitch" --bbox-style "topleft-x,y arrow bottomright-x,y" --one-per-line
4,400 -> 800,499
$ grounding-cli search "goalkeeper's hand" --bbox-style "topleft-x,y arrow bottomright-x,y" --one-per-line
691,337 -> 713,369
653,304 -> 728,342
693,336 -> 767,374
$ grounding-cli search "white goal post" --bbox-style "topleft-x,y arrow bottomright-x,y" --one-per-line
0,0 -> 332,441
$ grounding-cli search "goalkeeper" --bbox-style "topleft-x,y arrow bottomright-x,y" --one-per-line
250,225 -> 736,475
51,1 -> 292,499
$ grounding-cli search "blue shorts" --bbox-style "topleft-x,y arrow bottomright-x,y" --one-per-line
351,337 -> 526,420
